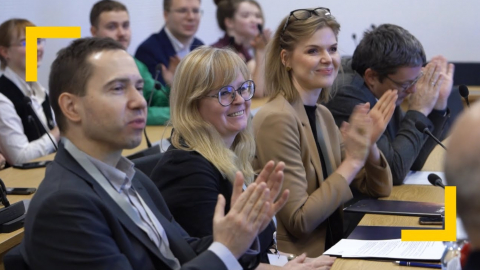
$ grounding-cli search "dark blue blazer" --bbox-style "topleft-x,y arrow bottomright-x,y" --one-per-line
134,28 -> 204,85
20,144 -> 226,270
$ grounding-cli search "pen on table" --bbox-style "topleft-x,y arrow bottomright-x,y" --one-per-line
394,261 -> 441,269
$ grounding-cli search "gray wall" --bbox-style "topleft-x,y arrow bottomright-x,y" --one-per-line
2,0 -> 479,86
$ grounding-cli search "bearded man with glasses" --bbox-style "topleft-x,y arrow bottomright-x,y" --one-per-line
325,24 -> 454,185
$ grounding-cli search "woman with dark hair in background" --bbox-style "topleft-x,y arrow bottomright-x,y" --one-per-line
212,0 -> 270,97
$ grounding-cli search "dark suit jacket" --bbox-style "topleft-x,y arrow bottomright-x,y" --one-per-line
464,250 -> 480,270
21,144 -> 227,270
134,28 -> 204,86
325,57 -> 450,185
151,145 -> 275,264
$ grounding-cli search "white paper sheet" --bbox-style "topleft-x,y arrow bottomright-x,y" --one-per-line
324,239 -> 444,260
267,254 -> 289,266
403,171 -> 446,185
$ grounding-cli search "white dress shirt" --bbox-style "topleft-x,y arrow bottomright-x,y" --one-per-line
86,153 -> 244,270
0,67 -> 56,165
164,27 -> 194,59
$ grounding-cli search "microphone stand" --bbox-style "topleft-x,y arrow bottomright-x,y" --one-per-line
144,66 -> 163,149
23,97 -> 58,151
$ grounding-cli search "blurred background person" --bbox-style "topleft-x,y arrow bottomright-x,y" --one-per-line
90,0 -> 170,125
212,0 -> 270,97
444,101 -> 480,270
0,18 -> 59,166
135,0 -> 203,86
0,153 -> 6,170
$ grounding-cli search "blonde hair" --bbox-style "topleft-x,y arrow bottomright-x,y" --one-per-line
265,9 -> 341,103
0,19 -> 35,69
170,46 -> 255,184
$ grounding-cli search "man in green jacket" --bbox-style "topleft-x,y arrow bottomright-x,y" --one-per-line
89,0 -> 176,125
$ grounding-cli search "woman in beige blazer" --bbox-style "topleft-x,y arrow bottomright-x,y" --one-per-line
253,8 -> 397,257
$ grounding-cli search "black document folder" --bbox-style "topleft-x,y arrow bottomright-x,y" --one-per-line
347,226 -> 441,240
344,199 -> 444,217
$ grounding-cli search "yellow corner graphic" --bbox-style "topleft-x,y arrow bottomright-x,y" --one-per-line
401,186 -> 456,241
26,26 -> 81,82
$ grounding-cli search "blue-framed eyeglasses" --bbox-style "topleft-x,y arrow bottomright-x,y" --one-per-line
205,80 -> 255,106
12,38 -> 46,47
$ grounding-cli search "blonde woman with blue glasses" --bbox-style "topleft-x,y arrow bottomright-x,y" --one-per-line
151,46 -> 336,269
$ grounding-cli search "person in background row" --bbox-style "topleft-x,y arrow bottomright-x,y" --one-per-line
90,0 -> 171,125
212,0 -> 270,97
135,0 -> 203,86
0,153 -> 6,170
325,24 -> 454,185
17,37 -> 286,270
151,46 -> 336,269
444,101 -> 480,270
0,18 -> 60,166
253,8 -> 394,257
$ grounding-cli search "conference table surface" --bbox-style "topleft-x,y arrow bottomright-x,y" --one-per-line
0,95 -> 451,269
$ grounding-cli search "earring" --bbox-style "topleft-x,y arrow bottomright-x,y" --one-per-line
286,66 -> 292,72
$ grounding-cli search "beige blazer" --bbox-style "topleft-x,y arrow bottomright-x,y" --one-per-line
252,95 -> 392,257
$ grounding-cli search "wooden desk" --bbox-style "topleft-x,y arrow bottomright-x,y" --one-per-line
422,139 -> 448,172
330,184 -> 444,270
0,168 -> 44,255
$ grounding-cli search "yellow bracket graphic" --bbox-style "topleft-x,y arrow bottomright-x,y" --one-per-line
26,26 -> 81,82
402,186 -> 456,241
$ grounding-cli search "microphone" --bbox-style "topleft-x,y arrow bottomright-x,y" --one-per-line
415,121 -> 447,150
352,33 -> 357,47
428,173 -> 445,189
229,36 -> 236,47
257,24 -> 263,34
145,64 -> 164,148
459,85 -> 470,108
0,178 -> 30,233
0,178 -> 10,207
257,24 -> 267,43
23,96 -> 58,151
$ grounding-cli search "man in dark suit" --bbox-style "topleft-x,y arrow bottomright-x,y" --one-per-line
135,0 -> 204,86
444,101 -> 480,270
19,37 -> 287,270
325,24 -> 454,185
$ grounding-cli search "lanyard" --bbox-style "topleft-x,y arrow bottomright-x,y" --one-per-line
64,140 -> 180,269
64,140 -> 151,233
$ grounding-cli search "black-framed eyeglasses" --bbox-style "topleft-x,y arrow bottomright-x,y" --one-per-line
205,80 -> 255,106
385,72 -> 424,92
281,7 -> 331,38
